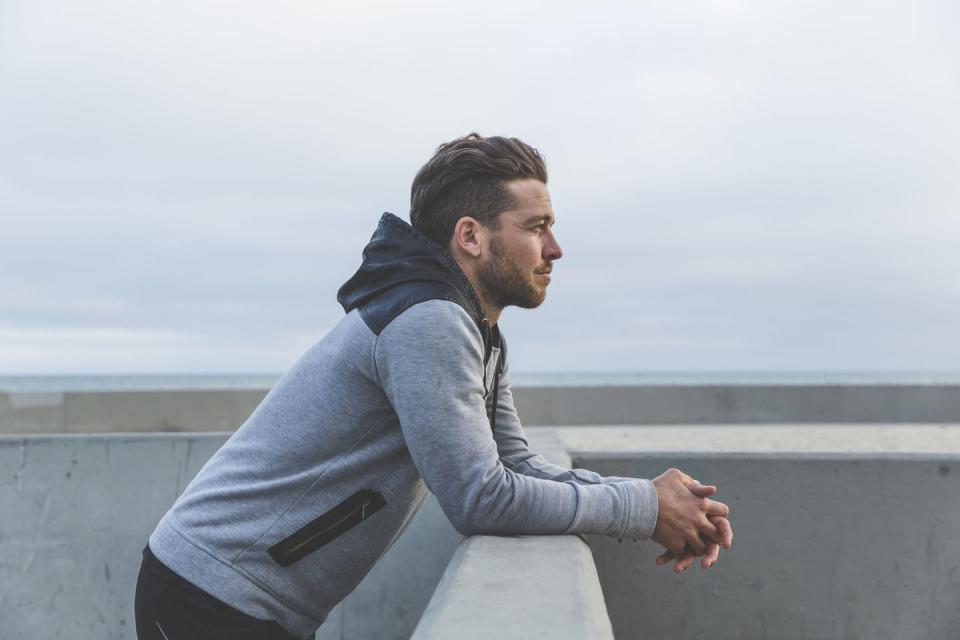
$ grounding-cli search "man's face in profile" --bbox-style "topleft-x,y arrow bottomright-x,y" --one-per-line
477,179 -> 563,310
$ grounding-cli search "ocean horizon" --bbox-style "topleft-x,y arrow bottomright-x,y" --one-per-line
2,371 -> 960,393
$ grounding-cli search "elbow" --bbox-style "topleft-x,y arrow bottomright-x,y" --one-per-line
450,517 -> 479,537
444,465 -> 516,536
446,487 -> 515,537
447,507 -> 484,536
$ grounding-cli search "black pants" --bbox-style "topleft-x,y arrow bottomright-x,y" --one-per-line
135,545 -> 306,640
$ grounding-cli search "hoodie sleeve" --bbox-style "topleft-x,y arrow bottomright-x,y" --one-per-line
374,299 -> 658,539
490,347 -> 637,485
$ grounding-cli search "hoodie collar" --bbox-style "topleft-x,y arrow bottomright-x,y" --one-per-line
337,212 -> 487,327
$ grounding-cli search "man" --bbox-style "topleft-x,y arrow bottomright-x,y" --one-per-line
135,133 -> 733,640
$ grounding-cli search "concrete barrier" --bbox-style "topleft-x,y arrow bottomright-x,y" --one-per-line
513,384 -> 960,425
6,426 -> 960,639
579,451 -> 960,640
0,390 -> 268,434
3,384 -> 959,433
411,535 -> 613,640
0,429 -> 578,640
410,430 -> 616,640
0,433 -> 461,640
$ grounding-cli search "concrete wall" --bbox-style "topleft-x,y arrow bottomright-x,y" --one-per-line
412,535 -> 613,640
3,385 -> 959,433
7,427 -> 960,639
0,390 -> 268,434
579,452 -> 960,640
514,385 -> 960,425
406,430 -> 616,640
0,434 -> 461,640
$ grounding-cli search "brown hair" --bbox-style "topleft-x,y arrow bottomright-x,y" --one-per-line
409,133 -> 548,247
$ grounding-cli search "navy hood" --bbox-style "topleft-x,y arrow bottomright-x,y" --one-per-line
337,212 -> 490,340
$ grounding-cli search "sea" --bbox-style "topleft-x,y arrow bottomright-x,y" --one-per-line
2,371 -> 959,393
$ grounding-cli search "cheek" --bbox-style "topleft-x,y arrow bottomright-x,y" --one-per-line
495,233 -> 543,269
521,237 -> 546,262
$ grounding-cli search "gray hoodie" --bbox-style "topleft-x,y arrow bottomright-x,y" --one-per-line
148,213 -> 658,638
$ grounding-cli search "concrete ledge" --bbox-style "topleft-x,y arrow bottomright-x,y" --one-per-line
554,423 -> 960,453
411,429 -> 606,639
411,535 -> 614,640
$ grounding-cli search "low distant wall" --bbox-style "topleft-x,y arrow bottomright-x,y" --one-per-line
3,384 -> 959,433
516,385 -> 960,424
0,390 -> 267,434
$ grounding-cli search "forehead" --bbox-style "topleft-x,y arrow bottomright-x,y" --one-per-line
501,179 -> 554,224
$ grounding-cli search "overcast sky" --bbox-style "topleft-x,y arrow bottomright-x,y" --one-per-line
1,0 -> 958,375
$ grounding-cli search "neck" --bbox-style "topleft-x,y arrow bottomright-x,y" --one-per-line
453,255 -> 502,326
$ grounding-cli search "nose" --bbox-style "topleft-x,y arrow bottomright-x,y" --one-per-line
544,228 -> 563,261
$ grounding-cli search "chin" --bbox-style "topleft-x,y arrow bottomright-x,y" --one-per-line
518,292 -> 547,309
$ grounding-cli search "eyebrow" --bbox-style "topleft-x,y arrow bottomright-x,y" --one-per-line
522,214 -> 554,226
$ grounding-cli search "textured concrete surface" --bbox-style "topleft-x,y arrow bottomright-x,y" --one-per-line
4,384 -> 959,433
0,390 -> 268,434
5,425 -> 960,639
411,535 -> 613,640
580,452 -> 960,640
0,434 -> 461,640
554,423 -> 960,453
514,384 -> 960,425
411,430 -> 612,640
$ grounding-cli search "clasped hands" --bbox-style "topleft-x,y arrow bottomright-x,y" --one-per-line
650,467 -> 733,573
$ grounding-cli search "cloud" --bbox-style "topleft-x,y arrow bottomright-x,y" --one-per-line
1,0 -> 958,374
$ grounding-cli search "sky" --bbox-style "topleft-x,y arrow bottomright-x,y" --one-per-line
1,0 -> 959,375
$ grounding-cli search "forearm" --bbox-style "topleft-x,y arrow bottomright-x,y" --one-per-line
499,448 -> 635,485
445,458 -> 657,539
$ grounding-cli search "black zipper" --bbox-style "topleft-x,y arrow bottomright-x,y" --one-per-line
268,489 -> 386,567
486,351 -> 500,433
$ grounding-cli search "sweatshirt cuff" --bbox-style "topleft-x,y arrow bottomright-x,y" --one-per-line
563,478 -> 659,540
622,478 -> 658,540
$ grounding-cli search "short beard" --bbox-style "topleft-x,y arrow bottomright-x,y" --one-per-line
477,235 -> 545,310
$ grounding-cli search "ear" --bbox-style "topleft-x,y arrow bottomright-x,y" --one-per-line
450,217 -> 483,258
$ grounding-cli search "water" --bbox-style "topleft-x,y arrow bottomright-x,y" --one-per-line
0,374 -> 282,393
2,371 -> 959,392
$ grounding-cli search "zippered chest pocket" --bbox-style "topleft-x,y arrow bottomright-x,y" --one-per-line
268,489 -> 386,568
